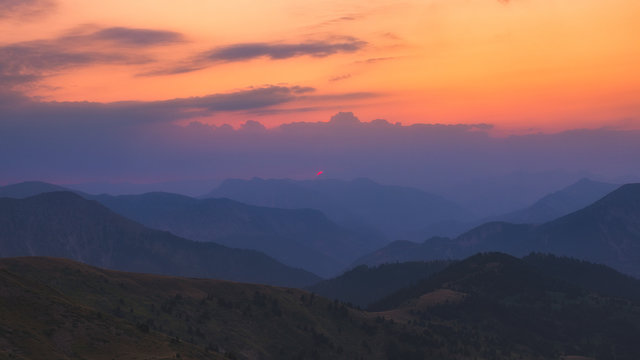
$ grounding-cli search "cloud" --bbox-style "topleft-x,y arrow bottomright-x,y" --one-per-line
205,38 -> 366,62
0,26 -> 186,90
64,26 -> 186,47
143,37 -> 367,76
329,74 -> 351,82
0,85 -> 318,126
0,0 -> 55,19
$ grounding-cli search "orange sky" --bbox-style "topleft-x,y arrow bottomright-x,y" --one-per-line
2,0 -> 639,133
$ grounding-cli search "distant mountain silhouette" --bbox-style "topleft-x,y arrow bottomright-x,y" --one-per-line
88,192 -> 378,277
354,183 -> 640,277
0,181 -> 70,198
308,260 -> 451,308
0,192 -> 320,287
0,181 -> 381,277
495,178 -> 619,223
204,177 -> 472,241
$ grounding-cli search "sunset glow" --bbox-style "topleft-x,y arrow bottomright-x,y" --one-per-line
2,0 -> 638,132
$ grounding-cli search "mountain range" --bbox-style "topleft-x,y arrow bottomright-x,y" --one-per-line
0,192 -> 319,287
355,183 -> 640,277
0,181 -> 382,277
89,192 -> 379,277
204,177 -> 472,241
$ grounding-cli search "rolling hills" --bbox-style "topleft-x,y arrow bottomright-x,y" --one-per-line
4,253 -> 640,359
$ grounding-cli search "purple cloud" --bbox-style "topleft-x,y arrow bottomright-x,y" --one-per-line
143,37 -> 367,76
0,0 -> 55,19
206,38 -> 366,62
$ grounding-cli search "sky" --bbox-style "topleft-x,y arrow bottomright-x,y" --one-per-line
1,0 -> 640,211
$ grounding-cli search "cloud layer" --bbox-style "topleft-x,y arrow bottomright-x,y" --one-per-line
2,103 -> 639,215
0,26 -> 186,90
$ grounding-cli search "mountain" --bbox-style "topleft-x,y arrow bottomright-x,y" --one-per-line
0,258 -> 215,359
369,252 -> 640,359
496,178 -> 619,224
0,192 -> 320,287
308,260 -> 452,308
0,181 -> 380,277
89,192 -> 378,277
204,177 -> 472,241
5,254 -> 640,360
354,183 -> 640,277
0,181 -> 70,198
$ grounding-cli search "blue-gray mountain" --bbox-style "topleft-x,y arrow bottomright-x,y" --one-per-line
0,181 -> 382,277
494,178 -> 619,224
0,192 -> 320,287
204,177 -> 472,241
89,192 -> 380,277
354,183 -> 640,277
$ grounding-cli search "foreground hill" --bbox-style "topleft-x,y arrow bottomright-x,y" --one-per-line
4,254 -> 640,359
0,192 -> 319,287
308,260 -> 451,308
89,192 -> 377,278
355,184 -> 640,277
370,252 -> 640,359
204,177 -> 471,241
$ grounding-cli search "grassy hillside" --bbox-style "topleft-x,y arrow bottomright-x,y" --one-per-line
4,255 -> 640,359
308,260 -> 451,308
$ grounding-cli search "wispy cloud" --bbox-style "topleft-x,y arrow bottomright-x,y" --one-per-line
205,38 -> 366,62
0,0 -> 56,19
0,85 -> 318,125
63,26 -> 186,47
0,26 -> 186,90
143,37 -> 367,76
329,74 -> 351,82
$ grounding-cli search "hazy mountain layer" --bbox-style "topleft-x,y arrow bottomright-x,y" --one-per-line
0,192 -> 320,287
205,177 -> 472,241
355,184 -> 640,277
89,192 -> 378,278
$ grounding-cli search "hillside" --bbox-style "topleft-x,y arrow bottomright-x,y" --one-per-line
308,260 -> 452,308
370,253 -> 640,359
5,255 -> 640,359
205,177 -> 471,241
0,192 -> 320,287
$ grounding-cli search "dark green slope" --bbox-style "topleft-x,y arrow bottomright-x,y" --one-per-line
370,252 -> 640,360
0,257 -> 485,360
308,260 -> 451,308
6,254 -> 640,360
0,192 -> 320,287
0,261 -> 215,360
